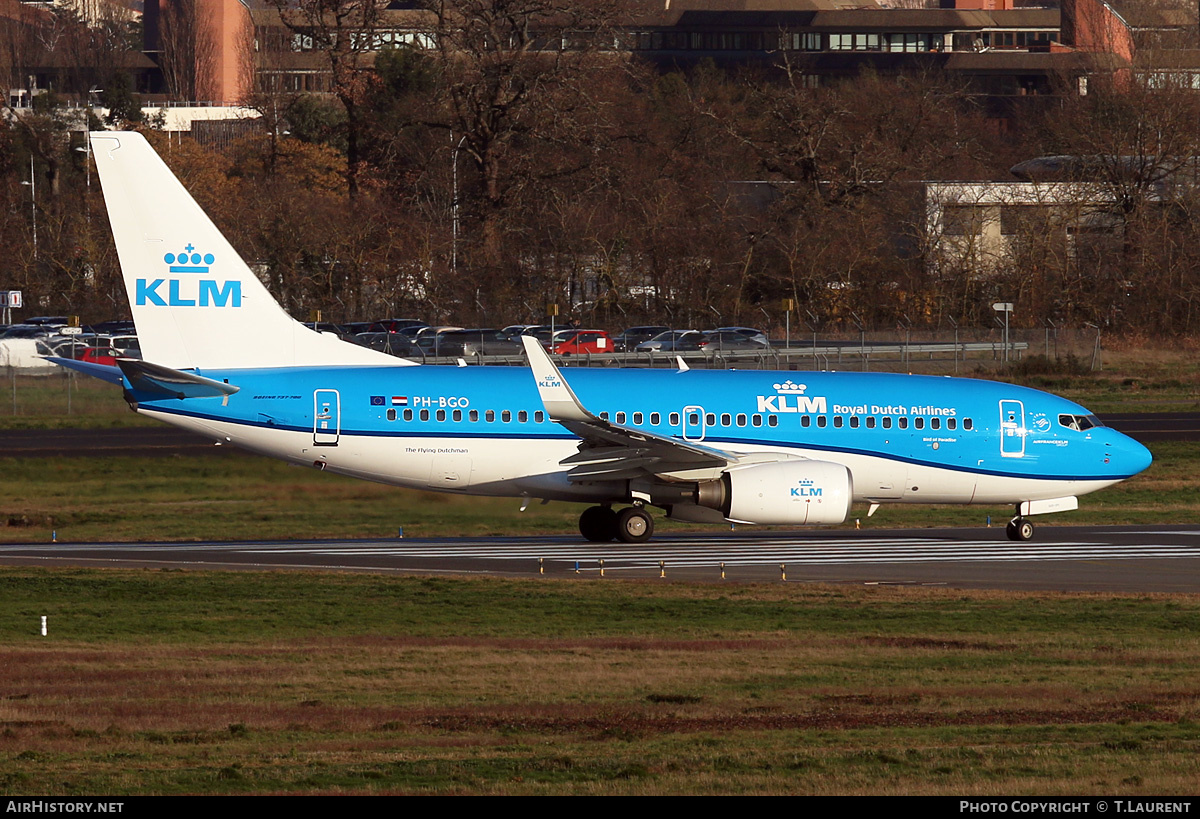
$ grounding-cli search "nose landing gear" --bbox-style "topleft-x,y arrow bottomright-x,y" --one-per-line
1006,515 -> 1034,541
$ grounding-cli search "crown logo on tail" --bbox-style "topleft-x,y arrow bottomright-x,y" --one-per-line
164,244 -> 214,274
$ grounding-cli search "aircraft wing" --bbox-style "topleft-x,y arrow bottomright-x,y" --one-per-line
520,336 -> 734,480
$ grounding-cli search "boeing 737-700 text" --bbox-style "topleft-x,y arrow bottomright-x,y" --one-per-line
50,132 -> 1152,544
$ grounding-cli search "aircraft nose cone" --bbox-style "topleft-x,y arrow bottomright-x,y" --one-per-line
1116,433 -> 1153,477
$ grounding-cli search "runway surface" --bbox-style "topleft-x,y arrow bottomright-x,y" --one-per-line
3,525 -> 1200,592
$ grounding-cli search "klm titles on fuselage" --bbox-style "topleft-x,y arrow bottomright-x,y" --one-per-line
135,246 -> 242,308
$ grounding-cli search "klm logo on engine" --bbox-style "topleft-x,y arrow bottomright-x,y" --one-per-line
135,244 -> 242,307
790,478 -> 822,498
757,380 -> 827,414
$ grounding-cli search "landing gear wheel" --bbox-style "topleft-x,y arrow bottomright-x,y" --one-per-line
615,506 -> 654,544
579,506 -> 617,542
1006,517 -> 1034,541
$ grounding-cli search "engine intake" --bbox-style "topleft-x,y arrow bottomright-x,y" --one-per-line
697,460 -> 852,526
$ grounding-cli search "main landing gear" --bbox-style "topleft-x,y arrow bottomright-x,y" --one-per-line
579,504 -> 655,544
1006,515 -> 1034,542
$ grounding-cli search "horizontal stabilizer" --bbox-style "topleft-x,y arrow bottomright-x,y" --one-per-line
44,356 -> 126,386
118,359 -> 240,399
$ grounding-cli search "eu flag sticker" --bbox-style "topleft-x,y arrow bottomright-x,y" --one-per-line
370,396 -> 385,406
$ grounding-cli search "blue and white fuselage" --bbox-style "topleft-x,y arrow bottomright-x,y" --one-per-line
61,131 -> 1152,544
130,362 -> 1147,511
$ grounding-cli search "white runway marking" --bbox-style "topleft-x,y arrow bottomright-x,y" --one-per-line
4,534 -> 1200,573
207,537 -> 1200,569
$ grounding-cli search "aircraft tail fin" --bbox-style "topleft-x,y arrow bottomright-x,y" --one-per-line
89,131 -> 411,371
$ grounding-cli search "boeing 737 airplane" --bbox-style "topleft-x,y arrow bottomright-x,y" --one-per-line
51,132 -> 1152,544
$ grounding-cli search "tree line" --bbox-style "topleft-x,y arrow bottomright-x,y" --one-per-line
3,0 -> 1200,337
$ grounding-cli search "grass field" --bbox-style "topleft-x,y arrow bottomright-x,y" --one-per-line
2,570 -> 1200,795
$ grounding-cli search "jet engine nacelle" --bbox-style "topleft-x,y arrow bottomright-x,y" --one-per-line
697,460 -> 853,526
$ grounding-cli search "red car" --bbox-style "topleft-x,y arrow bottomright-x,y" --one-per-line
78,345 -> 119,366
551,330 -> 612,356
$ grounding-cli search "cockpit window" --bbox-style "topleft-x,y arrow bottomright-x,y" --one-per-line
1059,413 -> 1104,431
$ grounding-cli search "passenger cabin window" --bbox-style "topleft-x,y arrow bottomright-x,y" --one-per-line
486,410 -> 495,422
850,416 -> 860,429
651,412 -> 661,425
866,417 -> 876,429
634,412 -> 644,425
535,411 -> 544,423
404,409 -> 413,421
616,412 -> 626,424
817,416 -> 827,428
768,415 -> 778,427
931,417 -> 940,430
882,417 -> 892,429
518,410 -> 528,423
721,413 -> 731,426
387,408 -> 397,421
420,409 -> 430,421
834,416 -> 844,428
502,410 -> 511,423
469,410 -> 479,422
964,418 -> 973,430
736,414 -> 747,427
670,413 -> 680,426
453,409 -> 462,422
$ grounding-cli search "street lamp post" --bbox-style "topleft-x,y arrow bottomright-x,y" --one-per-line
451,133 -> 466,277
992,302 -> 1013,364
20,155 -> 36,261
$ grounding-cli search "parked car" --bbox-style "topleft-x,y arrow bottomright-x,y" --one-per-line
710,326 -> 770,346
370,318 -> 427,334
498,324 -> 539,341
413,326 -> 467,356
78,346 -> 119,366
351,332 -> 415,356
522,325 -> 574,348
612,325 -> 670,352
635,330 -> 703,352
85,319 -> 136,336
430,329 -> 523,357
697,330 -> 769,352
306,321 -> 349,337
551,329 -> 613,356
24,316 -> 70,327
2,324 -> 59,339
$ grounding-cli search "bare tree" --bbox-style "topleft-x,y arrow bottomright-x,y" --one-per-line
159,0 -> 220,101
418,0 -> 627,271
263,0 -> 392,197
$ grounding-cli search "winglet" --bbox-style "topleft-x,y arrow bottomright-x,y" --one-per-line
520,336 -> 592,422
676,355 -> 689,372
